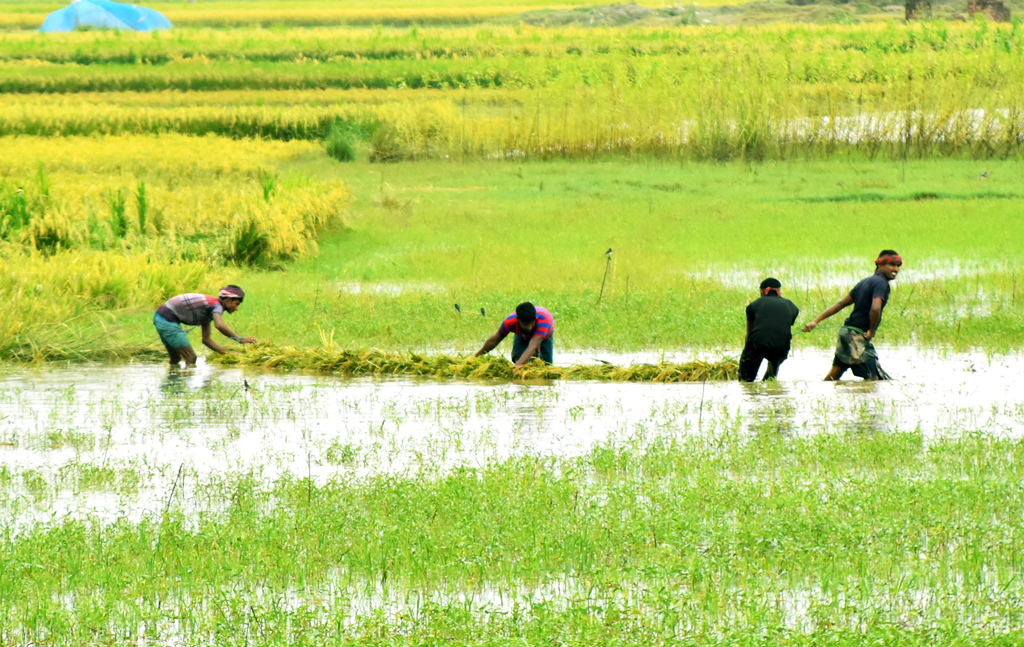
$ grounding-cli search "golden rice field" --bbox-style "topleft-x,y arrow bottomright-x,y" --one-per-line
2,15 -> 1023,360
8,7 -> 1024,647
0,135 -> 348,360
0,0 -> 755,30
1,23 -> 1022,161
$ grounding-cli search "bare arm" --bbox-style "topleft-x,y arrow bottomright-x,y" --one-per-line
201,322 -> 230,354
514,335 -> 545,368
212,311 -> 257,344
864,297 -> 883,340
475,332 -> 504,357
802,293 -> 854,332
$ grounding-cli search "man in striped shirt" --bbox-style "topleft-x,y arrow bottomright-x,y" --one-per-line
153,285 -> 257,367
475,302 -> 554,367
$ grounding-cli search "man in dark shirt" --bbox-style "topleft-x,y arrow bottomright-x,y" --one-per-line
802,250 -> 902,381
739,277 -> 801,381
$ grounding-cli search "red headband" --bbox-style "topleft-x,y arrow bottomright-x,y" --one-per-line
762,287 -> 780,296
876,254 -> 902,267
219,286 -> 245,300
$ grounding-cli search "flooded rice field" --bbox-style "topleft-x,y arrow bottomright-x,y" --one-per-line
4,347 -> 1024,644
1,346 -> 1022,522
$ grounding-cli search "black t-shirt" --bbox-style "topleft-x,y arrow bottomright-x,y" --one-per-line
746,294 -> 800,349
843,272 -> 891,332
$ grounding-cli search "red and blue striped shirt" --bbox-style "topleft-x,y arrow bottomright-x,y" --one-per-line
497,306 -> 554,340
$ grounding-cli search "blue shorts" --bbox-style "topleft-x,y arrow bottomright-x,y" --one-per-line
153,312 -> 191,350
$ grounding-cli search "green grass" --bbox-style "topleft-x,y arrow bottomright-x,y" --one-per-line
4,144 -> 1023,357
101,155 -> 1024,355
4,427 -> 1024,644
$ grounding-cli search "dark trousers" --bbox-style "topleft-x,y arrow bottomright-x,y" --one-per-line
511,335 -> 554,364
739,342 -> 789,382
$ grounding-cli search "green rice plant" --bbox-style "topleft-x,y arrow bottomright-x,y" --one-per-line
134,180 -> 147,234
0,182 -> 31,234
35,162 -> 49,198
26,207 -> 77,254
369,123 -> 405,163
258,168 -> 277,203
107,188 -> 127,239
211,345 -> 739,382
324,121 -> 359,162
4,425 -> 1024,643
222,215 -> 271,268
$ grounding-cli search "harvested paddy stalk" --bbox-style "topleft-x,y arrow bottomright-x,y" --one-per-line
212,346 -> 738,382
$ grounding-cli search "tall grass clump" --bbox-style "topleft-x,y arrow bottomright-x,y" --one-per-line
0,182 -> 34,235
324,121 -> 359,162
134,181 -> 148,233
369,123 -> 405,163
107,188 -> 127,239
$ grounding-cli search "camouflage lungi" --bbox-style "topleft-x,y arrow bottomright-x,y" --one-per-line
832,326 -> 890,380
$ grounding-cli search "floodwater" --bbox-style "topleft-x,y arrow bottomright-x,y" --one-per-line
0,346 -> 1022,523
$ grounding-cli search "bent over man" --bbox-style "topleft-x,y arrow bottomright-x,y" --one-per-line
739,277 -> 800,382
153,285 -> 257,367
802,250 -> 902,381
475,302 -> 554,367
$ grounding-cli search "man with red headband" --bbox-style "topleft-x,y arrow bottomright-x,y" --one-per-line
153,285 -> 257,367
739,277 -> 801,382
802,250 -> 902,381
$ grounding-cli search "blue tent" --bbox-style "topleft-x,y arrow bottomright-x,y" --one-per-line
39,0 -> 172,32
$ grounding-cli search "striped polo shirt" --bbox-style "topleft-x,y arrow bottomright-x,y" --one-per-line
156,293 -> 224,326
497,306 -> 554,340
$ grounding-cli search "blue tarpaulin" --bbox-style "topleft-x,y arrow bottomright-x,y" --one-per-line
39,0 -> 172,32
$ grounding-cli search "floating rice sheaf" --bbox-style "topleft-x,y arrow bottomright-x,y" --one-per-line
212,346 -> 738,382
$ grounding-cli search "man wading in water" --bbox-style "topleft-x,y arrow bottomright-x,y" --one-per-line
475,302 -> 554,368
739,277 -> 800,382
802,251 -> 902,381
153,285 -> 258,367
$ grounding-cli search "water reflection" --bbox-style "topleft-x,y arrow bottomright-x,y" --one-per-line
161,363 -> 219,394
1,347 -> 1023,522
742,381 -> 797,435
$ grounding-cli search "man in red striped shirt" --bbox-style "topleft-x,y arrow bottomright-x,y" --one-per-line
153,285 -> 257,367
475,302 -> 554,367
